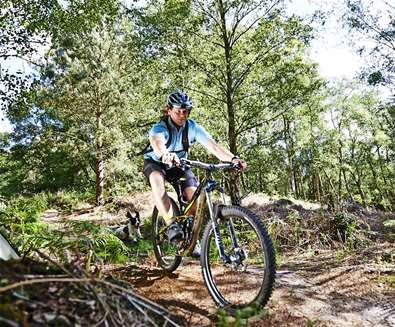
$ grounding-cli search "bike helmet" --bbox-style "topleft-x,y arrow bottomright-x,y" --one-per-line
167,90 -> 193,110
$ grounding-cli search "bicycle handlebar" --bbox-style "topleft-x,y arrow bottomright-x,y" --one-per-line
179,158 -> 240,171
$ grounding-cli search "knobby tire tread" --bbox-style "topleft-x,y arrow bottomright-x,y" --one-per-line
152,198 -> 182,272
200,205 -> 276,313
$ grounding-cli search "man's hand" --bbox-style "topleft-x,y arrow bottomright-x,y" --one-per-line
231,157 -> 247,171
161,152 -> 180,168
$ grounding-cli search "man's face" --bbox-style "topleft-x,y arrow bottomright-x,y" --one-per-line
169,106 -> 190,126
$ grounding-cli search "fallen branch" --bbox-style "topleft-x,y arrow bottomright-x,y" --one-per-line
0,260 -> 181,326
0,277 -> 92,293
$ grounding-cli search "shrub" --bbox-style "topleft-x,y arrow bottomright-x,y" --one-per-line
46,190 -> 95,212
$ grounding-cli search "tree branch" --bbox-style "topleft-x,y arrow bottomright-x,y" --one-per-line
0,54 -> 44,68
230,0 -> 281,47
351,5 -> 395,51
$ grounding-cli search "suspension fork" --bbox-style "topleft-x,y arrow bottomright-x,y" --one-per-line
218,187 -> 240,251
206,189 -> 232,263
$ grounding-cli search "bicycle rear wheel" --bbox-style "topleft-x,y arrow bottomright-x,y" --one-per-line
152,198 -> 182,272
200,206 -> 276,313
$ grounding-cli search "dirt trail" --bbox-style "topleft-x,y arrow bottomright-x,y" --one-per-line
41,193 -> 395,326
112,250 -> 395,327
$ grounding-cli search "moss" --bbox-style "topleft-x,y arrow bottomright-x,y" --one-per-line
378,275 -> 395,289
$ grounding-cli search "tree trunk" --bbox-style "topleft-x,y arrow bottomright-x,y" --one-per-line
366,152 -> 382,202
96,105 -> 104,206
96,146 -> 104,206
283,116 -> 297,196
298,167 -> 306,199
342,170 -> 354,201
218,0 -> 240,205
349,169 -> 366,207
376,145 -> 391,194
322,168 -> 337,210
338,142 -> 343,204
317,172 -> 323,203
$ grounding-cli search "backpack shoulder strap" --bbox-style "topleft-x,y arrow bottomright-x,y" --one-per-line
142,117 -> 189,155
162,116 -> 172,148
142,117 -> 171,155
182,120 -> 189,152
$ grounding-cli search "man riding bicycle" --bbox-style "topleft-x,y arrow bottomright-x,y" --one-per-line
143,90 -> 247,243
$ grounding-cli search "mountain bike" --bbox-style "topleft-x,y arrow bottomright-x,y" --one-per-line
151,158 -> 276,313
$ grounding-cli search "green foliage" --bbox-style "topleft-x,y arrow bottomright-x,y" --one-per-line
65,220 -> 131,263
16,220 -> 132,264
242,82 -> 394,210
0,193 -> 49,225
0,191 -> 94,226
383,220 -> 395,228
0,192 -> 137,265
330,212 -> 369,249
128,238 -> 154,262
344,1 -> 395,88
46,190 -> 95,212
1,0 -> 394,225
216,305 -> 265,326
1,0 -> 119,112
378,275 -> 395,289
266,205 -> 371,252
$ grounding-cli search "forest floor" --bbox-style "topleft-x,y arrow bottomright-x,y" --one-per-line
108,246 -> 395,327
39,192 -> 395,326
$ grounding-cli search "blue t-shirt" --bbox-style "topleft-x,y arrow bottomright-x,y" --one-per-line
144,118 -> 213,162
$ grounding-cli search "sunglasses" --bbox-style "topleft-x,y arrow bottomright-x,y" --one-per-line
172,105 -> 192,114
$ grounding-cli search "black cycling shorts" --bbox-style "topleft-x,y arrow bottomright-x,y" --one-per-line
143,159 -> 198,193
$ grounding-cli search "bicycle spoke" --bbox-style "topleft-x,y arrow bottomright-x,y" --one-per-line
151,203 -> 182,272
201,206 -> 275,311
207,216 -> 266,305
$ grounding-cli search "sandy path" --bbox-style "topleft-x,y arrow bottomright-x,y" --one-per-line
117,253 -> 395,326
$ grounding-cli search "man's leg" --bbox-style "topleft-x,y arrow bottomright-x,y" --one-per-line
183,185 -> 201,258
183,186 -> 197,215
149,171 -> 174,225
144,160 -> 184,243
180,167 -> 199,215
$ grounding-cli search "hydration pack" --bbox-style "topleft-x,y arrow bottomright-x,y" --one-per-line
143,116 -> 190,155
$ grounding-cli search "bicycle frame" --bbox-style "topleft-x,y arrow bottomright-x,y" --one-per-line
172,161 -> 239,262
153,158 -> 276,311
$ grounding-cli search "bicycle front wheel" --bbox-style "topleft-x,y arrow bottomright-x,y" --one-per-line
152,198 -> 182,272
201,206 -> 276,313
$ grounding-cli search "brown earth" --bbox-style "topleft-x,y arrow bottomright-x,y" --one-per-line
107,246 -> 394,327
41,192 -> 395,327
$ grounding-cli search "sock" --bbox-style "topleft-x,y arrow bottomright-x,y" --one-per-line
163,214 -> 174,226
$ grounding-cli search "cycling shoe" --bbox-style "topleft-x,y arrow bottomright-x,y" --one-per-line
166,221 -> 184,243
190,241 -> 201,258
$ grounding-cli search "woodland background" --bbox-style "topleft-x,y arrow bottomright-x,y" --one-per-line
0,1 -> 394,325
1,0 -> 394,210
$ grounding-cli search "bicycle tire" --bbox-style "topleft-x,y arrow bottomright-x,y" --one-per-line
152,198 -> 182,272
200,205 -> 276,313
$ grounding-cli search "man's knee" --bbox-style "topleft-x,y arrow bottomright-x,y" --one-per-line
183,186 -> 197,201
149,171 -> 165,188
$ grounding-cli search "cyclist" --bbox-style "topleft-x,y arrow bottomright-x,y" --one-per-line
143,90 -> 247,243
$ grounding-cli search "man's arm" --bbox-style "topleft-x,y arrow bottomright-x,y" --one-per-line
150,134 -> 180,166
203,139 -> 247,170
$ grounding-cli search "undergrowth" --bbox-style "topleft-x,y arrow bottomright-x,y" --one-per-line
0,191 -> 134,266
1,191 -> 389,269
265,208 -> 371,253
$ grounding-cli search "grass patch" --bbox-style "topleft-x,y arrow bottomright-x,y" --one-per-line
216,305 -> 267,326
378,275 -> 395,289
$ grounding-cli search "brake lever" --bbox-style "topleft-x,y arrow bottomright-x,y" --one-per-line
231,162 -> 242,171
177,158 -> 190,170
179,162 -> 191,170
173,159 -> 189,171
